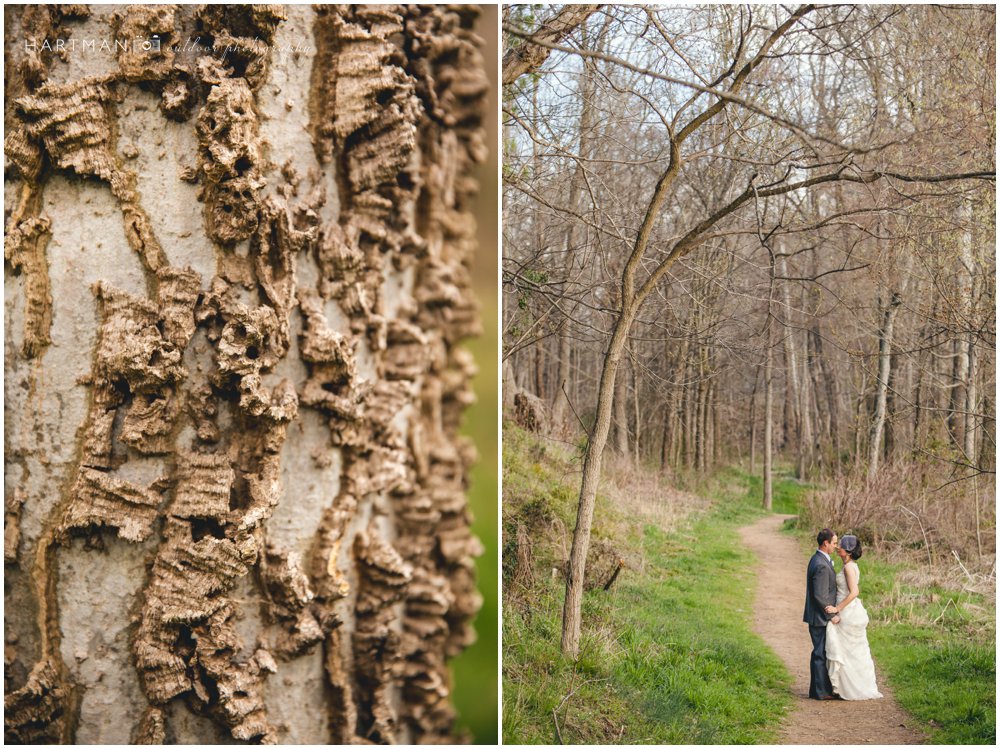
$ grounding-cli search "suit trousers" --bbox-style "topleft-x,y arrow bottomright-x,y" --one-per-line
808,624 -> 834,699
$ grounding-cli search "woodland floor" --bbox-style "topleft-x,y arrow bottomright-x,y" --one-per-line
738,514 -> 925,745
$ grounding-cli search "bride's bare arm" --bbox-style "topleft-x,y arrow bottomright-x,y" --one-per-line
832,563 -> 860,613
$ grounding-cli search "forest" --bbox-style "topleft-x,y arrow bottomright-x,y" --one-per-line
502,4 -> 995,744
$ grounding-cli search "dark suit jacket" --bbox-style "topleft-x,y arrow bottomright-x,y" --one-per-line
803,550 -> 837,626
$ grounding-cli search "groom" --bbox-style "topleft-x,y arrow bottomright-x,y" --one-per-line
803,528 -> 840,700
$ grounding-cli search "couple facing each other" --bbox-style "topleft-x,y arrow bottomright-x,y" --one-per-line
803,528 -> 883,701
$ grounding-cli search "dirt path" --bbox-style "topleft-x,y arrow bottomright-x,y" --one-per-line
738,514 -> 925,744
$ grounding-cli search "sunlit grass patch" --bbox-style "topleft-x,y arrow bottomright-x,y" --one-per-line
862,555 -> 995,744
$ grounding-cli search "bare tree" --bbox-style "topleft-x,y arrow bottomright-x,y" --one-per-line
868,292 -> 903,480
503,4 -> 601,86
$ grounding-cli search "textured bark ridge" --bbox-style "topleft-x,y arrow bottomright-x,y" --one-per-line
304,5 -> 487,742
3,211 -> 52,358
4,489 -> 26,563
3,657 -> 74,744
260,544 -> 324,657
13,77 -> 169,274
5,4 -> 486,744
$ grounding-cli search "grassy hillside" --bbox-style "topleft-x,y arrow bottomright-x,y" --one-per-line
503,425 -> 995,745
502,426 -> 802,743
866,568 -> 995,744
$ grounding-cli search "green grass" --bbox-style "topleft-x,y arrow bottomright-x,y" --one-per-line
504,434 -> 995,744
786,495 -> 995,745
738,468 -> 811,515
861,556 -> 995,744
503,434 -> 811,743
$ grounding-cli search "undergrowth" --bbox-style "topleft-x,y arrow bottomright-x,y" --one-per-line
502,427 -> 799,743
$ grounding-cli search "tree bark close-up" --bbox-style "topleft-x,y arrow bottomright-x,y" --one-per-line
4,4 -> 489,744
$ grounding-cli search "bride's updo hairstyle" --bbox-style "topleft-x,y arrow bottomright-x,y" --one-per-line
840,534 -> 862,560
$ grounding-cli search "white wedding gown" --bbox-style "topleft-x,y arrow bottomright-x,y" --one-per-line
825,562 -> 883,700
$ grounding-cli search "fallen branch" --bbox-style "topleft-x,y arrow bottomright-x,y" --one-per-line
603,559 -> 625,591
951,549 -> 974,586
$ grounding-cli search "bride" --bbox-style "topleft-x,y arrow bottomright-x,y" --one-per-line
824,534 -> 883,700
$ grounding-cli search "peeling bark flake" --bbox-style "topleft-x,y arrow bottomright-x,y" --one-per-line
59,468 -> 162,543
4,489 -> 27,564
353,527 -> 413,743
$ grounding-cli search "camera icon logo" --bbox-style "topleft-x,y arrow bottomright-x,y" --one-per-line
140,35 -> 161,53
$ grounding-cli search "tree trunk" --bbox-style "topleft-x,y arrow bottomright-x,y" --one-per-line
806,323 -> 828,449
529,72 -> 546,406
961,203 -> 979,464
912,345 -> 925,455
684,349 -> 697,469
696,350 -> 708,471
666,335 -> 688,470
551,46 -> 596,431
979,394 -> 994,472
868,293 -> 902,481
533,344 -> 546,402
884,348 -> 899,461
561,303 -> 635,657
613,357 -> 630,458
854,382 -> 868,470
660,405 -> 671,472
948,337 -> 969,450
965,336 -> 978,462
811,319 -> 840,463
777,255 -> 802,465
4,5 -> 487,744
749,366 -> 760,473
764,326 -> 774,511
947,206 -> 971,452
632,356 -> 641,465
797,331 -> 815,479
712,384 -> 721,464
764,253 -> 776,511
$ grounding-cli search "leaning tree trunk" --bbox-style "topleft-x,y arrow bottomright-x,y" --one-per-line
4,5 -> 487,744
560,302 -> 635,657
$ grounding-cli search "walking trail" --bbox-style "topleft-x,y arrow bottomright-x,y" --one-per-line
738,513 -> 925,744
